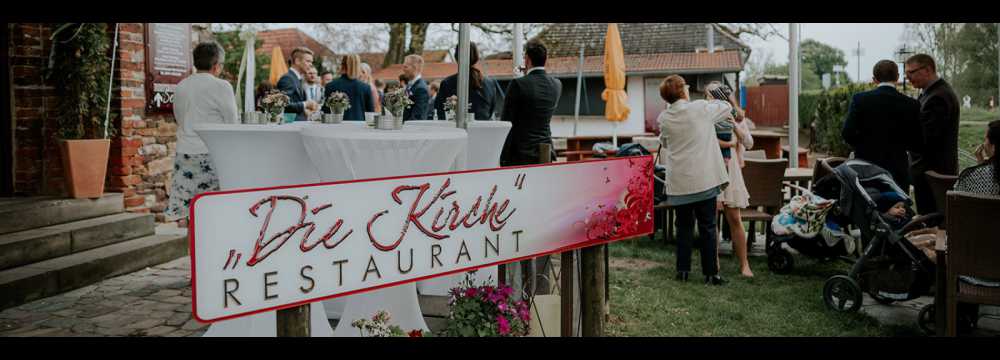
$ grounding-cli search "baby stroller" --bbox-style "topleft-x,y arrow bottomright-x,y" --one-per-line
766,183 -> 857,275
810,159 -> 942,313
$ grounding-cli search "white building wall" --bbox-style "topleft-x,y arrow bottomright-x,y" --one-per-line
551,76 -> 647,137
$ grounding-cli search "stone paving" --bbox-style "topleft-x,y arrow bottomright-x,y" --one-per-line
0,257 -> 205,337
2,230 -> 997,337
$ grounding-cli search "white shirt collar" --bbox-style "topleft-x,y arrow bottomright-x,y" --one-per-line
526,66 -> 545,75
290,67 -> 303,80
878,82 -> 895,88
409,74 -> 422,86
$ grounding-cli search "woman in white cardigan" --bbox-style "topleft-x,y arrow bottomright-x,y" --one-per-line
658,75 -> 731,285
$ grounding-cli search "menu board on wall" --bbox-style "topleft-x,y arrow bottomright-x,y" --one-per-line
145,23 -> 191,113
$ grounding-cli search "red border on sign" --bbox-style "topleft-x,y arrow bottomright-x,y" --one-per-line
188,155 -> 654,323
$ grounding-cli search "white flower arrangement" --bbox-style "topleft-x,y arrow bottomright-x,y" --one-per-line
325,91 -> 351,114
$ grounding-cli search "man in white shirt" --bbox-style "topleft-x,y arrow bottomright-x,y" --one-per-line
304,66 -> 324,121
165,41 -> 238,227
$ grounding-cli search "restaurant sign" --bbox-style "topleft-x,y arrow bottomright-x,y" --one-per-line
189,156 -> 654,322
145,23 -> 191,113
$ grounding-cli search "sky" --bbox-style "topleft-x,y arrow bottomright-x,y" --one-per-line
747,23 -> 907,82
263,23 -> 909,82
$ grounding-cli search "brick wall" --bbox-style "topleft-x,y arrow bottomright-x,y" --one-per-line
8,23 -> 206,223
107,23 -> 179,221
9,23 -> 63,195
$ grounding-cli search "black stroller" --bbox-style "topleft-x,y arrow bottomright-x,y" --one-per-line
811,159 -> 943,313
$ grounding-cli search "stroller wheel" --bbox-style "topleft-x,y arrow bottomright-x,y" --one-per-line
767,249 -> 794,274
823,275 -> 863,313
917,303 -> 935,335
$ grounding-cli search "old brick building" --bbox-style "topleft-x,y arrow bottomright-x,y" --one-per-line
4,23 -> 212,222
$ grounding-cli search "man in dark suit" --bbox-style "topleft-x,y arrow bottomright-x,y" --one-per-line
401,54 -> 429,120
276,47 -> 319,122
842,60 -> 922,192
905,54 -> 960,214
500,39 -> 562,166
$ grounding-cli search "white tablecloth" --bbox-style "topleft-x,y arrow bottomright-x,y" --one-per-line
301,124 -> 468,336
194,122 -> 331,337
404,120 -> 511,295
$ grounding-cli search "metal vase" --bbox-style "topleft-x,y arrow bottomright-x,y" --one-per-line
323,112 -> 344,124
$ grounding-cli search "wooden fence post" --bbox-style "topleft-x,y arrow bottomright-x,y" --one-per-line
276,305 -> 310,337
581,244 -> 605,336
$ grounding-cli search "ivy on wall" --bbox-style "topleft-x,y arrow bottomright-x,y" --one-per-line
45,23 -> 116,140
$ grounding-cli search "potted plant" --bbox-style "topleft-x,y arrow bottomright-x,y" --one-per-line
46,23 -> 116,199
443,95 -> 459,121
260,90 -> 290,124
382,87 -> 413,128
325,91 -> 350,123
443,275 -> 531,337
350,310 -> 429,337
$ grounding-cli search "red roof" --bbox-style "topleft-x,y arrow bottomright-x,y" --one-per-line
373,50 -> 744,82
256,28 -> 336,62
358,50 -> 452,72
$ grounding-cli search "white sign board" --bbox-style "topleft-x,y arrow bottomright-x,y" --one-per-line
190,156 -> 654,322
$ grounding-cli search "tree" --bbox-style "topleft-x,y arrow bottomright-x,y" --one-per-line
800,39 -> 848,86
900,23 -> 999,104
763,62 -> 822,91
719,23 -> 786,41
213,31 -> 271,88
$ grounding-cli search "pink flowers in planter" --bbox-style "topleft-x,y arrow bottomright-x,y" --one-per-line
444,274 -> 531,337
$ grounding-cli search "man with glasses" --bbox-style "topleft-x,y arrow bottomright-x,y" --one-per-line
905,54 -> 960,215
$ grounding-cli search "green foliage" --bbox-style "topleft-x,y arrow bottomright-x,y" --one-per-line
764,62 -> 822,91
811,83 -> 877,157
213,31 -> 271,88
801,39 -> 849,84
798,90 -> 823,130
949,24 -> 1000,104
442,275 -> 530,337
45,23 -> 116,139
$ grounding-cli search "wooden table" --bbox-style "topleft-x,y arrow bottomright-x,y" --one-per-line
562,134 -> 655,161
783,167 -> 815,197
750,130 -> 786,159
935,232 -> 948,336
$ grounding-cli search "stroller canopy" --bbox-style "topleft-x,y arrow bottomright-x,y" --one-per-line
815,159 -> 911,217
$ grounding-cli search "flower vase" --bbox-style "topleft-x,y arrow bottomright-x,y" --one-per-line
391,110 -> 404,129
269,111 -> 284,125
325,112 -> 344,124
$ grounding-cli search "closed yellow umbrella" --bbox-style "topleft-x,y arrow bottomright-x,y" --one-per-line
601,23 -> 630,146
269,46 -> 288,85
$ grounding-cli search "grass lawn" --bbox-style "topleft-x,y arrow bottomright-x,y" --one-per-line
959,122 -> 989,170
604,236 -> 922,337
960,106 -> 999,123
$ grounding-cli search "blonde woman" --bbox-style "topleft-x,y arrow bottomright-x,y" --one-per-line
359,62 -> 382,114
322,54 -> 375,121
706,81 -> 754,278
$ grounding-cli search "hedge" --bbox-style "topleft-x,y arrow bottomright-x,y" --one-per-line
810,83 -> 877,157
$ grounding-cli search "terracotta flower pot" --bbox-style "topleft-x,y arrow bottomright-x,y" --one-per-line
59,139 -> 110,199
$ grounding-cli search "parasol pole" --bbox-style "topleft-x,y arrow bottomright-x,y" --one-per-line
788,23 -> 800,168
242,31 -> 256,116
457,23 -> 471,129
574,44 -> 584,137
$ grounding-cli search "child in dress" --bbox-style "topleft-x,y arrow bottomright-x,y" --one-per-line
706,82 -> 755,277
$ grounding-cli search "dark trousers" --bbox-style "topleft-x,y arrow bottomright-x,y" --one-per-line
674,197 -> 719,276
910,163 -> 936,215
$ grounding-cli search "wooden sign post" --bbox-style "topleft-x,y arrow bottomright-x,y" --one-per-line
276,305 -> 310,337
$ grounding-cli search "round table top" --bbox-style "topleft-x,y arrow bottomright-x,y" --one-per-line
405,120 -> 512,129
194,122 -> 309,133
301,123 -> 468,141
784,167 -> 814,181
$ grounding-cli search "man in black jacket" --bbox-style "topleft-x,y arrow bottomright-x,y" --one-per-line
842,60 -> 922,192
905,54 -> 960,214
276,47 -> 319,122
401,54 -> 429,121
500,39 -> 562,166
